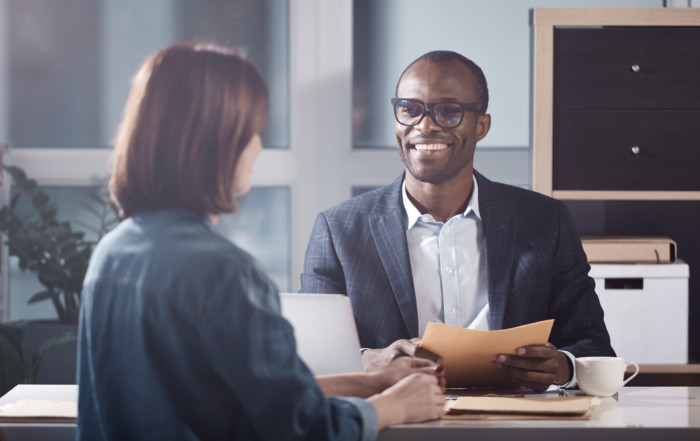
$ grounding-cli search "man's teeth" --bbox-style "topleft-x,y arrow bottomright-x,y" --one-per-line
414,143 -> 448,151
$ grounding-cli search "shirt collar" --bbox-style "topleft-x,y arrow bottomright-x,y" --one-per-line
402,175 -> 481,230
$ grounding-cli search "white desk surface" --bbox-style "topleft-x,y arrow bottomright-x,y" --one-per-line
1,385 -> 698,441
381,386 -> 700,441
0,385 -> 77,441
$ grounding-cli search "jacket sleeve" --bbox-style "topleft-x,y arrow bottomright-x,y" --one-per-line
300,212 -> 348,295
548,201 -> 616,358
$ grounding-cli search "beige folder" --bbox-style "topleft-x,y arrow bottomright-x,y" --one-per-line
0,398 -> 76,423
581,235 -> 677,264
444,395 -> 593,420
420,319 -> 554,388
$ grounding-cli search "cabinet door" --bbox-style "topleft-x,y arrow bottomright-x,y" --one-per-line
554,27 -> 700,109
554,110 -> 700,191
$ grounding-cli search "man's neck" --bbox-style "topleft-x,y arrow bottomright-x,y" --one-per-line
405,170 -> 474,223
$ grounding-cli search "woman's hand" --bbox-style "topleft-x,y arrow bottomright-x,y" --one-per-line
369,373 -> 445,429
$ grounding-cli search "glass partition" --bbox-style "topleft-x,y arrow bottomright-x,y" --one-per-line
8,186 -> 291,320
6,0 -> 288,148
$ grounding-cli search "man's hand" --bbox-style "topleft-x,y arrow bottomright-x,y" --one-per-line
373,356 -> 446,393
493,342 -> 571,392
361,338 -> 420,371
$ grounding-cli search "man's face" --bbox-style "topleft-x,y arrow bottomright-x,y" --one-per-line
395,60 -> 490,185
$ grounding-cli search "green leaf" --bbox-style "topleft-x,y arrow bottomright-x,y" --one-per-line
39,204 -> 58,220
22,179 -> 38,193
9,191 -> 21,209
44,226 -> 71,241
5,165 -> 27,183
27,290 -> 57,304
32,191 -> 49,207
1,166 -> 119,324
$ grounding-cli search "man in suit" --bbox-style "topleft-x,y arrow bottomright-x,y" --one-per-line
301,50 -> 614,391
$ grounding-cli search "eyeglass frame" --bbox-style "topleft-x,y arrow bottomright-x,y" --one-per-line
390,97 -> 485,129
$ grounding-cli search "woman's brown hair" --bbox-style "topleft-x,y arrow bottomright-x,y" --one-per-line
110,42 -> 268,218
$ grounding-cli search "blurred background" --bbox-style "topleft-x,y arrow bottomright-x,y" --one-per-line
0,0 -> 680,323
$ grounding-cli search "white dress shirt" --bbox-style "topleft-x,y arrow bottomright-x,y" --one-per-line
403,176 -> 489,338
402,177 -> 577,387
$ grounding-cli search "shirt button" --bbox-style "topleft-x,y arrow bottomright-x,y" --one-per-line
445,266 -> 453,274
448,307 -> 456,316
421,216 -> 430,222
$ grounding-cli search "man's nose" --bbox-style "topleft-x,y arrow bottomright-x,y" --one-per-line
414,109 -> 441,132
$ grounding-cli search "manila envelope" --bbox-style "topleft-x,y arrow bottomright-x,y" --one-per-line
420,319 -> 554,388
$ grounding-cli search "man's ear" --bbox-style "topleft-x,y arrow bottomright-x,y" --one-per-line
475,113 -> 491,142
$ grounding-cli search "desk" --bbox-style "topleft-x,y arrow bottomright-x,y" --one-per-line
1,385 -> 698,440
0,385 -> 76,441
381,387 -> 700,441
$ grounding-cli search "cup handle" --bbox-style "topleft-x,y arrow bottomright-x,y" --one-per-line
622,362 -> 640,386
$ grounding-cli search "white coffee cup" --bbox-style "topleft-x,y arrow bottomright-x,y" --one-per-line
575,356 -> 639,397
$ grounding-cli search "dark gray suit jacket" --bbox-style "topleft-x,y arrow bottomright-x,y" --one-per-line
301,171 -> 614,357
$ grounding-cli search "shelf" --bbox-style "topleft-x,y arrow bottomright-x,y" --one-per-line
553,190 -> 700,201
630,364 -> 700,375
626,363 -> 700,387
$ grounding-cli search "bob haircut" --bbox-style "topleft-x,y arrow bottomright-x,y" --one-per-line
110,42 -> 269,218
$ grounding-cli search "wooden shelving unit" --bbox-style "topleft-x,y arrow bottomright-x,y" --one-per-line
532,8 -> 700,201
533,8 -> 700,385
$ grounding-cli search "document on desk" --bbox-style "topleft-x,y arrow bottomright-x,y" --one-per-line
420,319 -> 554,388
0,399 -> 77,423
444,395 -> 593,420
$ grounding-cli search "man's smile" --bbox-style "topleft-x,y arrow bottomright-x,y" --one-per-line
413,143 -> 449,151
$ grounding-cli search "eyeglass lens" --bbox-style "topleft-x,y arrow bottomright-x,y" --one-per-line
394,100 -> 464,128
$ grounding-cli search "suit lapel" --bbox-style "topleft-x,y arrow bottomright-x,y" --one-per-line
368,175 -> 419,337
476,171 -> 516,331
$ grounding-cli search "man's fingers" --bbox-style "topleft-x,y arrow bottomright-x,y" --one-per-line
498,364 -> 553,392
515,343 -> 558,358
390,339 -> 418,358
495,354 -> 557,373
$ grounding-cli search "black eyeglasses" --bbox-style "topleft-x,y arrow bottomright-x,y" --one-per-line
391,98 -> 484,129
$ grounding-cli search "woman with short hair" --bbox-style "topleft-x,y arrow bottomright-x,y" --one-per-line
77,43 -> 445,441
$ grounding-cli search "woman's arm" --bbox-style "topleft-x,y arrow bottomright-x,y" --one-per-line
315,356 -> 445,398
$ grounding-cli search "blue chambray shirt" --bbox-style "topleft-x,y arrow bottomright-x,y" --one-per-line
77,209 -> 377,441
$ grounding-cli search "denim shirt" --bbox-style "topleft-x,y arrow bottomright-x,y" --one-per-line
77,209 -> 377,441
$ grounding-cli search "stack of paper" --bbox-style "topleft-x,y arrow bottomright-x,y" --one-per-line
0,399 -> 77,423
444,395 -> 594,420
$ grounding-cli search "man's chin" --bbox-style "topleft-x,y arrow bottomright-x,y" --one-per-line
405,168 -> 453,186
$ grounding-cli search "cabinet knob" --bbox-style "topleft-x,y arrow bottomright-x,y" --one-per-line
631,146 -> 641,155
630,64 -> 641,73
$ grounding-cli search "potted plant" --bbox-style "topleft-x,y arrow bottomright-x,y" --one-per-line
0,165 -> 118,394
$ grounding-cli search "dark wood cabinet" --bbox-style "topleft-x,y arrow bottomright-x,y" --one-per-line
550,25 -> 700,194
533,8 -> 700,201
554,27 -> 700,109
554,109 -> 700,191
